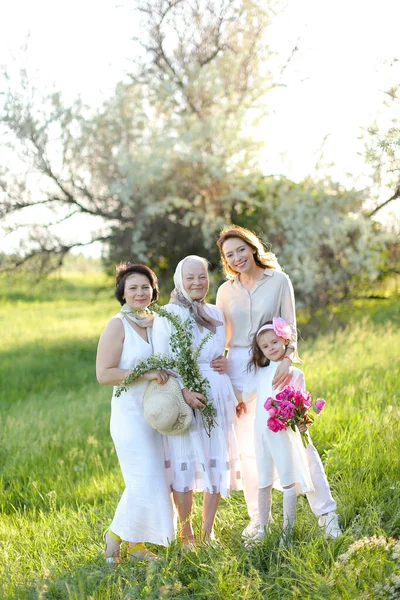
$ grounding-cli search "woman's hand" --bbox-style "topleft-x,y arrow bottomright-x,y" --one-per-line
297,422 -> 307,433
143,369 -> 176,385
272,360 -> 293,390
210,355 -> 228,374
182,388 -> 206,409
236,401 -> 247,418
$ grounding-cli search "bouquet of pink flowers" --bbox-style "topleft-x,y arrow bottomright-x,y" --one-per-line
264,385 -> 326,447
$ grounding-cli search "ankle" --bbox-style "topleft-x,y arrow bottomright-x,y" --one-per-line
128,542 -> 146,554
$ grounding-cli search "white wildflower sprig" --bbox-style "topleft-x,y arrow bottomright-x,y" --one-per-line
115,353 -> 176,397
151,305 -> 217,436
114,305 -> 217,435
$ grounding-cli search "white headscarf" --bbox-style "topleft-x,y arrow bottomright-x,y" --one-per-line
170,255 -> 222,334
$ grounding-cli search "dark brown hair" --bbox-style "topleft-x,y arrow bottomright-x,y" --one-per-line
247,321 -> 289,372
115,263 -> 159,305
217,224 -> 281,278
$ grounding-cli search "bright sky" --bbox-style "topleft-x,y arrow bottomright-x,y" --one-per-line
1,0 -> 399,255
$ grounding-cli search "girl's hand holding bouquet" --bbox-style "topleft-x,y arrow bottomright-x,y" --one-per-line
264,385 -> 326,447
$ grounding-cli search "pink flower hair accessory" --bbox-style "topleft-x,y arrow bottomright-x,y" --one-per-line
257,317 -> 292,340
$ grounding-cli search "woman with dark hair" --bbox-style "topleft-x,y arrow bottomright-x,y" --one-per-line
214,225 -> 340,541
96,263 -> 175,563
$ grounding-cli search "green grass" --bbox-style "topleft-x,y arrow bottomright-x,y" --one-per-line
0,276 -> 399,599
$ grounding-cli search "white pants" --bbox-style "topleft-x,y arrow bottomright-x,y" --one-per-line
228,348 -> 336,519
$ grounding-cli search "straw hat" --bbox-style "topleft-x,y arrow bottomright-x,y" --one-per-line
143,377 -> 193,436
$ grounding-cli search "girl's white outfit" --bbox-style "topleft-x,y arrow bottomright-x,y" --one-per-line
152,303 -> 241,497
216,270 -> 337,520
109,314 -> 175,545
244,360 -> 313,494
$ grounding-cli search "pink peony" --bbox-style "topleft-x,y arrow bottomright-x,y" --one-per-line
302,391 -> 312,408
268,407 -> 277,418
264,397 -> 274,411
284,385 -> 297,400
314,398 -> 326,413
272,317 -> 292,340
267,417 -> 287,432
276,400 -> 296,419
275,390 -> 288,401
293,390 -> 305,406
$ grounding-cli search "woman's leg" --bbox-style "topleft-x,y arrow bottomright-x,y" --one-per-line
173,489 -> 194,541
105,530 -> 121,562
202,491 -> 221,539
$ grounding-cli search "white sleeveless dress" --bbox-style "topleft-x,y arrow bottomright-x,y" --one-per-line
152,304 -> 242,497
109,314 -> 175,545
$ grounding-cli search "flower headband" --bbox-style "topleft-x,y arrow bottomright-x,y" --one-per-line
257,317 -> 292,340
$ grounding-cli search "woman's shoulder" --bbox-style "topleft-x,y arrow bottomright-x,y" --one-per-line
204,303 -> 223,318
106,313 -> 125,329
267,269 -> 291,284
154,303 -> 187,325
158,303 -> 187,315
99,313 -> 125,342
216,278 -> 237,296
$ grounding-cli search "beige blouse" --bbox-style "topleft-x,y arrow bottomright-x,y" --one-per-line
216,269 -> 298,351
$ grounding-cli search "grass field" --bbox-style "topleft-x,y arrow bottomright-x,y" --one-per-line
0,274 -> 399,599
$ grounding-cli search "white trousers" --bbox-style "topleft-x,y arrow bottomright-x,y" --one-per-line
228,348 -> 337,520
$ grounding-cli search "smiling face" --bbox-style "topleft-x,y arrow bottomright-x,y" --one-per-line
221,237 -> 257,275
123,273 -> 153,311
257,329 -> 287,362
182,259 -> 209,301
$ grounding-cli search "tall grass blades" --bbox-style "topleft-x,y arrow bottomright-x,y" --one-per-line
0,277 -> 399,599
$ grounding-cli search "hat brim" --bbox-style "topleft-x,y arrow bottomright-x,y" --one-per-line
143,378 -> 193,436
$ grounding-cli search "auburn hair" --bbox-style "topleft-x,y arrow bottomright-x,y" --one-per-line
217,224 -> 281,278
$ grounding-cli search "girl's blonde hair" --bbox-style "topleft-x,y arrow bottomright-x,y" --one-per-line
217,224 -> 281,278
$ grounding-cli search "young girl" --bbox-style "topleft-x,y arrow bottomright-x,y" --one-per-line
242,317 -> 314,541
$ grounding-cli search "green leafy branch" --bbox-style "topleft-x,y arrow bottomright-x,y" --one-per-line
115,353 -> 176,397
151,305 -> 217,437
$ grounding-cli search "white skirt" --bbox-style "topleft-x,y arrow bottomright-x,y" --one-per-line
110,384 -> 175,545
165,365 -> 242,497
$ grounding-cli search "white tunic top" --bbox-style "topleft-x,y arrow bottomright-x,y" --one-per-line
152,303 -> 242,496
243,361 -> 313,494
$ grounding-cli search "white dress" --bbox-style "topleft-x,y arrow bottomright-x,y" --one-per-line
152,304 -> 242,497
244,361 -> 314,495
109,314 -> 175,545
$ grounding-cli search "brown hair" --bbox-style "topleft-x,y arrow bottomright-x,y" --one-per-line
217,224 -> 281,278
247,321 -> 289,372
115,263 -> 159,305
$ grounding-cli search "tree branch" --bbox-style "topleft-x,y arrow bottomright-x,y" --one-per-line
367,186 -> 400,217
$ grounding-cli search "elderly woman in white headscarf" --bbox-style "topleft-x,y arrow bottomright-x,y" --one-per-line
152,255 -> 241,545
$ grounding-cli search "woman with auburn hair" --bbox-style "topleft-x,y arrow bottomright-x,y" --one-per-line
213,224 -> 341,541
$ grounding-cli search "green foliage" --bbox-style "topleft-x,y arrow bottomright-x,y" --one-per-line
234,176 -> 389,310
151,305 -> 217,435
0,275 -> 399,598
115,353 -> 176,397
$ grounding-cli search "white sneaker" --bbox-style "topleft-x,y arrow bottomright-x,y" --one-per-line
242,518 -> 261,539
243,527 -> 265,549
318,511 -> 341,539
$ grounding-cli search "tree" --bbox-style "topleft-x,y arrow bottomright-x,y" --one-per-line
363,83 -> 400,218
233,176 -> 388,311
0,0 -> 278,277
